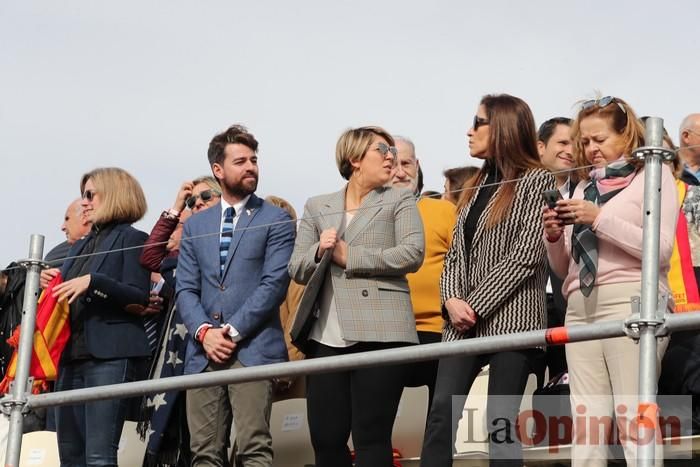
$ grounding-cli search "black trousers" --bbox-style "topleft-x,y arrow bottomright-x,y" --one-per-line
544,293 -> 567,381
405,331 -> 441,413
306,341 -> 408,467
420,349 -> 543,467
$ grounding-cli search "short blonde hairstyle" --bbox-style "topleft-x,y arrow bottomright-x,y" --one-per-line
191,175 -> 221,193
80,167 -> 147,224
335,126 -> 394,180
265,195 -> 297,221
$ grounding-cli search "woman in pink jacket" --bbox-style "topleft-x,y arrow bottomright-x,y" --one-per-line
543,96 -> 678,466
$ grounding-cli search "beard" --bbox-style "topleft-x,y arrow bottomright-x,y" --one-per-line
223,173 -> 258,198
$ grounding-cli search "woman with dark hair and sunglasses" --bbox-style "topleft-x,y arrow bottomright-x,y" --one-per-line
543,97 -> 678,466
39,167 -> 151,466
420,94 -> 554,467
288,126 -> 424,467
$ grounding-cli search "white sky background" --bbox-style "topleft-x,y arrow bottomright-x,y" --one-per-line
1,0 -> 697,266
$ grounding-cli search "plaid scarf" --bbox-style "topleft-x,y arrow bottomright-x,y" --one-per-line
572,158 -> 636,296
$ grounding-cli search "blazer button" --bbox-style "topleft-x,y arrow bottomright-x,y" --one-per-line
361,290 -> 368,297
213,312 -> 221,320
219,285 -> 226,291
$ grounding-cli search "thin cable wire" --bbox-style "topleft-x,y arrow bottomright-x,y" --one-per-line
0,155 -> 692,273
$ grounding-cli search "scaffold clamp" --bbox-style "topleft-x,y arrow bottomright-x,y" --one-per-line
624,294 -> 669,340
0,378 -> 35,416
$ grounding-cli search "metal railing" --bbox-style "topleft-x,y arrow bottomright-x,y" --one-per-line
1,117 -> 694,467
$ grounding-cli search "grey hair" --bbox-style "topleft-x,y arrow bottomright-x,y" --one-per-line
392,135 -> 416,159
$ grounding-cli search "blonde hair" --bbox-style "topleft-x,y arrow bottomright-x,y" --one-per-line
191,175 -> 221,193
80,167 -> 147,224
335,126 -> 394,180
265,195 -> 297,221
571,96 -> 645,181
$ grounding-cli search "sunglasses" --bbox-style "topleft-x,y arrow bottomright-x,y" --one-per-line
375,142 -> 398,157
581,96 -> 627,114
473,115 -> 490,131
82,189 -> 97,201
185,189 -> 221,209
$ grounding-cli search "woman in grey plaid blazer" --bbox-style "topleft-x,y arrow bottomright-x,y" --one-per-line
420,95 -> 555,467
288,126 -> 424,467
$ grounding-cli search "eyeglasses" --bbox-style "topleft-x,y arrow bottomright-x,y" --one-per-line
185,189 -> 221,209
375,142 -> 398,158
82,190 -> 97,201
473,115 -> 490,131
581,96 -> 626,115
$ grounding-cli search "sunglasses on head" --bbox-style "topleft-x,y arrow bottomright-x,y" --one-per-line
581,96 -> 627,114
473,115 -> 490,131
82,189 -> 97,201
375,142 -> 398,157
185,189 -> 221,209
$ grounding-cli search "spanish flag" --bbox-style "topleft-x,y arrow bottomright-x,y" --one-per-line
0,274 -> 70,394
669,181 -> 700,313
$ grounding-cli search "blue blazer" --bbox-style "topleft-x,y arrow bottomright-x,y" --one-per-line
60,223 -> 152,359
176,195 -> 295,374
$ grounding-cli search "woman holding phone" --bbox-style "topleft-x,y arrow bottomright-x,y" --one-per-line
543,96 -> 678,466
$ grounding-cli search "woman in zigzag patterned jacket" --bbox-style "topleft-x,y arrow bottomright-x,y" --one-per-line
421,94 -> 555,467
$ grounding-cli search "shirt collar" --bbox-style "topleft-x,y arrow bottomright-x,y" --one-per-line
558,177 -> 571,196
684,163 -> 700,182
221,195 -> 251,218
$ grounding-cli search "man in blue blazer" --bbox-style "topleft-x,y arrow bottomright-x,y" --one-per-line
176,124 -> 295,466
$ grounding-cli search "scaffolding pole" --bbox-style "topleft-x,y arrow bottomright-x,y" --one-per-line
634,117 -> 674,466
11,313 -> 696,410
2,235 -> 44,467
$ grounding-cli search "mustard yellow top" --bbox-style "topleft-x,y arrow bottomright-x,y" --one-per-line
407,197 -> 457,333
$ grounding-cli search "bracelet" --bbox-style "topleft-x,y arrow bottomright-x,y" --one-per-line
197,326 -> 212,343
545,233 -> 561,243
162,209 -> 180,220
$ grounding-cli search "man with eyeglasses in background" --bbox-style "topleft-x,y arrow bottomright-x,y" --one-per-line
536,117 -> 576,382
390,135 -> 457,413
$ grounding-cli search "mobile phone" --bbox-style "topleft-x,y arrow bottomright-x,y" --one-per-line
151,278 -> 165,295
542,190 -> 563,209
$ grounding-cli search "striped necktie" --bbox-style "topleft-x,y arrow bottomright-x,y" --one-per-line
220,206 -> 235,275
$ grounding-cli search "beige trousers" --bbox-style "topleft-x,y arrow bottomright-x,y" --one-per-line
566,282 -> 668,467
186,359 -> 273,467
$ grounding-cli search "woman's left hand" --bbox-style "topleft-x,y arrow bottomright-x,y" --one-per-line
555,199 -> 600,226
52,275 -> 91,304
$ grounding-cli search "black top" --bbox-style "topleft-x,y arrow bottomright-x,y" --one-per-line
462,162 -> 501,278
64,223 -> 116,360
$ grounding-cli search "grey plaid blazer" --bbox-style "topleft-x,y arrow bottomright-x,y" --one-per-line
441,168 -> 556,342
288,186 -> 424,344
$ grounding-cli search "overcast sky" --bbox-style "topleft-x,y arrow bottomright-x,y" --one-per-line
1,0 -> 697,267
